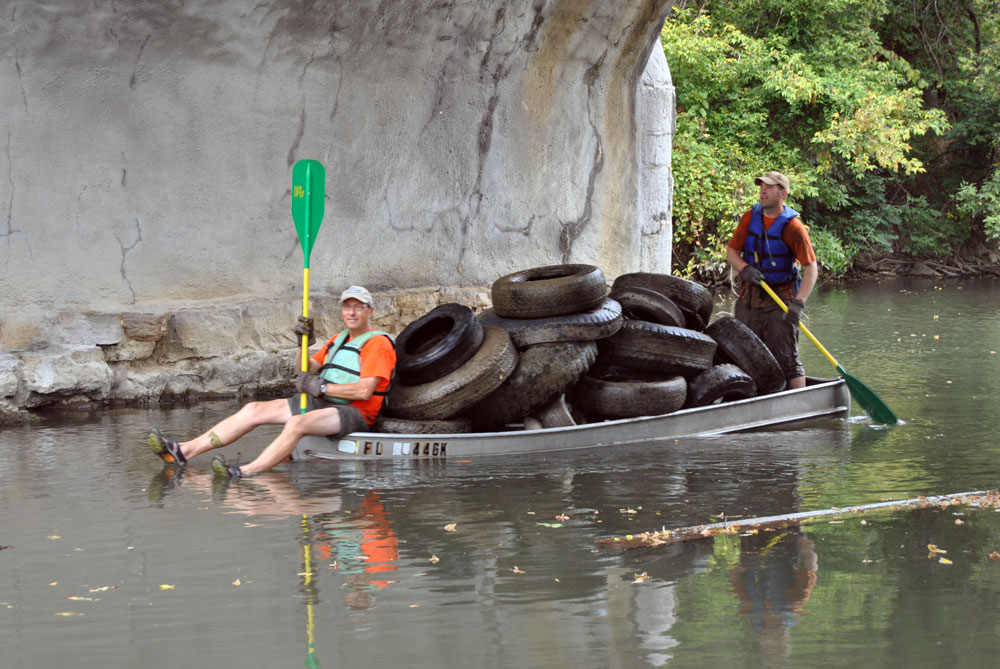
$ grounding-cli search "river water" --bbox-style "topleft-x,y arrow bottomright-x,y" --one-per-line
2,278 -> 1000,668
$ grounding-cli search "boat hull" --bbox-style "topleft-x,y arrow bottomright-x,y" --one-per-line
291,377 -> 850,461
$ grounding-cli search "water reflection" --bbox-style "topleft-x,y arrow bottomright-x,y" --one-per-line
146,466 -> 402,611
729,529 -> 818,667
3,280 -> 1000,667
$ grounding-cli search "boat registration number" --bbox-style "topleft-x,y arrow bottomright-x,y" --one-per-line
337,439 -> 447,457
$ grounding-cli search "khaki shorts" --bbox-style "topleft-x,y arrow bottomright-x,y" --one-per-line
734,298 -> 805,382
285,396 -> 369,439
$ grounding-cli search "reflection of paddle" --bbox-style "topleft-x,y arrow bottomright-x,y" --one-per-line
291,160 -> 326,414
301,513 -> 320,668
760,280 -> 899,424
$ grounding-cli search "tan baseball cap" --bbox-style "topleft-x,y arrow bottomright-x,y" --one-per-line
339,285 -> 373,306
754,170 -> 790,192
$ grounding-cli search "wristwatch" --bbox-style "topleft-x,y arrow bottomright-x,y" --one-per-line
319,382 -> 328,396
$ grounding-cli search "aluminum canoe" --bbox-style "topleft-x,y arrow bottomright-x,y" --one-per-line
291,377 -> 850,461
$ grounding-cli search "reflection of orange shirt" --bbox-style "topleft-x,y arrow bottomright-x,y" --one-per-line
360,492 -> 398,588
311,332 -> 396,424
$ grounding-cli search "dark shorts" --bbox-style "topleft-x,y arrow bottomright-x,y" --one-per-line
734,298 -> 805,382
285,396 -> 369,439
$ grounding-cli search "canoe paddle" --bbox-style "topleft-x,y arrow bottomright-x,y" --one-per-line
291,159 -> 326,413
759,280 -> 900,424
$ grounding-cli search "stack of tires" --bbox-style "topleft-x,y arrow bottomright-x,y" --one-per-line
381,265 -> 620,432
380,265 -> 785,433
380,303 -> 518,434
471,264 -> 620,430
570,272 -> 726,419
574,272 -> 785,415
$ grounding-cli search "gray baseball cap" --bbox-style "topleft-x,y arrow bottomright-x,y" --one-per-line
339,285 -> 373,306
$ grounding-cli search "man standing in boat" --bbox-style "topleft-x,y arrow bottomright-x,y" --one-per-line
147,285 -> 396,478
726,171 -> 817,390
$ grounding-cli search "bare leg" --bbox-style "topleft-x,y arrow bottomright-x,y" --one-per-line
788,376 -> 806,389
179,399 -> 293,461
239,407 -> 344,475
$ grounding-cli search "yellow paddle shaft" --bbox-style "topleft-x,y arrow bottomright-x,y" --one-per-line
300,266 -> 311,413
758,280 -> 840,370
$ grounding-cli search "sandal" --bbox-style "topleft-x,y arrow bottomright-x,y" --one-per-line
147,428 -> 187,465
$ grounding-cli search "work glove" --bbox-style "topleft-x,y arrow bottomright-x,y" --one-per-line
739,264 -> 763,286
294,316 -> 316,346
785,298 -> 805,327
295,372 -> 324,398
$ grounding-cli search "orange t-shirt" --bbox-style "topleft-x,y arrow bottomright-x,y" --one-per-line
311,332 -> 396,424
728,209 -> 817,268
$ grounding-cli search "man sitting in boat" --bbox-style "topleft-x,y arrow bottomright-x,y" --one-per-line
147,285 -> 396,478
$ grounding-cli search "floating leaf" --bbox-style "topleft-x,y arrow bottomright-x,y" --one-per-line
443,523 -> 457,532
67,596 -> 96,602
48,582 -> 58,587
536,522 -> 563,528
927,544 -> 947,554
988,552 -> 1000,560
159,584 -> 175,590
955,518 -> 965,525
231,579 -> 242,586
54,612 -> 84,617
429,555 -> 440,564
89,586 -> 114,592
512,566 -> 526,574
633,571 -> 650,582
939,557 -> 953,565
48,536 -> 61,540
555,514 -> 569,521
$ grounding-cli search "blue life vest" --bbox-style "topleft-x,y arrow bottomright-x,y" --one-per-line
318,329 -> 394,405
742,204 -> 801,289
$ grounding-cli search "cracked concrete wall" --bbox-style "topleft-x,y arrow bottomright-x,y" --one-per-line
0,0 -> 675,415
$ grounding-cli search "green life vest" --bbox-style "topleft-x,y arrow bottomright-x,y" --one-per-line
317,329 -> 395,405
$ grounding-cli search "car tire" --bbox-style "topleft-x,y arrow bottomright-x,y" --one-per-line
705,316 -> 786,394
684,363 -> 758,408
491,264 -> 607,319
608,286 -> 685,327
395,302 -> 485,386
597,319 -> 716,378
385,326 -> 518,420
465,340 -> 597,429
375,415 -> 473,434
570,368 -> 687,419
611,272 -> 714,329
477,297 -> 622,347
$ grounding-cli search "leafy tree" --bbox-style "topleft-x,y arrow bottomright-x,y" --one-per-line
879,0 -> 1000,244
662,1 -> 952,276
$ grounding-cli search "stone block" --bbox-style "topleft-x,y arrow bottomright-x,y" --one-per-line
0,355 -> 22,398
122,314 -> 169,341
20,347 -> 112,400
101,339 -> 157,362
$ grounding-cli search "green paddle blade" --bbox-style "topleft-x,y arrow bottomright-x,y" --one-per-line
291,159 -> 326,264
838,364 -> 899,424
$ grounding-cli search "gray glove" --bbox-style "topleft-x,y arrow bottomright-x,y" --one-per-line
785,298 -> 805,326
294,316 -> 315,346
295,372 -> 324,397
739,265 -> 763,286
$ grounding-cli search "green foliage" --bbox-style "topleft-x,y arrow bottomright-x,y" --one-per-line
807,226 -> 853,276
660,0 -> 989,276
895,196 -> 971,255
957,174 -> 1000,241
